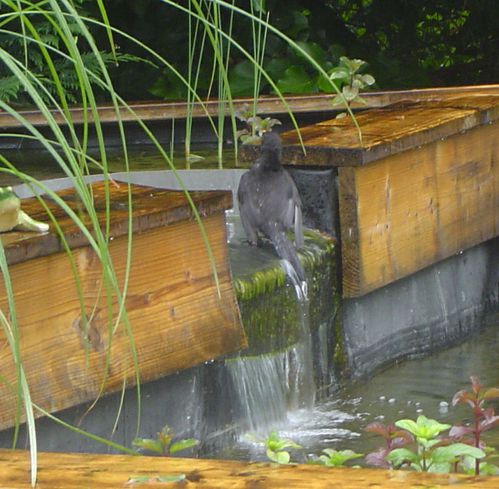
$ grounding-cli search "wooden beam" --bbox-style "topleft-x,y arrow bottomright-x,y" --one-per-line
339,122 -> 499,297
1,85 -> 498,129
0,183 -> 245,430
272,95 -> 499,167
1,449 -> 498,488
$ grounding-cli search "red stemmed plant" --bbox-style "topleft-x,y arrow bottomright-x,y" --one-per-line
364,421 -> 414,468
450,376 -> 499,475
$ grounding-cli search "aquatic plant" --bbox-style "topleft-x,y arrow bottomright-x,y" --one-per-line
133,425 -> 198,456
364,421 -> 413,468
312,449 -> 363,468
263,431 -> 302,464
450,376 -> 499,475
235,102 -> 282,144
328,56 -> 375,119
385,415 -> 485,473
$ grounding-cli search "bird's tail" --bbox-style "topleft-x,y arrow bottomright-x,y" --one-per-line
265,224 -> 306,283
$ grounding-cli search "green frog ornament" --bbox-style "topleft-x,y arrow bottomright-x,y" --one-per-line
0,187 -> 49,233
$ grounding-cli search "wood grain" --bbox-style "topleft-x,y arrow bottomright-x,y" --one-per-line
1,449 -> 498,488
274,95 -> 499,167
1,182 -> 233,265
339,122 -> 499,297
1,84 -> 498,129
0,184 -> 245,430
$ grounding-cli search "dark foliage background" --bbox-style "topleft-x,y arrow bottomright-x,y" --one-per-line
2,0 -> 498,103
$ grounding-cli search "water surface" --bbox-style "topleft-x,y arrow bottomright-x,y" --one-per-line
218,317 -> 499,463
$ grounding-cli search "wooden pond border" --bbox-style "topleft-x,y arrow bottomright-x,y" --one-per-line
241,90 -> 499,297
1,449 -> 498,488
0,182 -> 245,431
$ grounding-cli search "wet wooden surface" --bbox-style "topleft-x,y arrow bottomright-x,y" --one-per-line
0,183 -> 245,430
1,182 -> 233,265
240,94 -> 499,167
339,122 -> 499,296
247,91 -> 498,298
0,84 -> 498,129
1,449 -> 498,488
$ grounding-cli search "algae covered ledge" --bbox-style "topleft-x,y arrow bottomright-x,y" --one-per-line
232,230 -> 344,379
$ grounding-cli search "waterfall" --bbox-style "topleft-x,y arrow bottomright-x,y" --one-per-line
225,262 -> 316,435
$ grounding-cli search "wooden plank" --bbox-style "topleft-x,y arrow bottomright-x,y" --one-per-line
339,122 -> 499,297
1,85 -> 498,129
273,95 -> 499,167
0,184 -> 245,430
1,449 -> 498,488
1,182 -> 233,265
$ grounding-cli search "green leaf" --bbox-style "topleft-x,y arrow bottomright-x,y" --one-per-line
276,65 -> 315,94
264,58 -> 289,80
342,85 -> 359,101
432,443 -> 485,464
169,438 -> 199,455
360,74 -> 376,86
132,438 -> 163,454
229,60 -> 260,97
339,56 -> 365,73
156,474 -> 187,483
478,462 -> 499,476
427,462 -> 452,473
396,416 -> 450,440
126,475 -> 151,485
266,449 -> 290,464
319,449 -> 363,467
331,94 -> 346,107
386,448 -> 419,467
295,41 -> 326,65
328,66 -> 349,82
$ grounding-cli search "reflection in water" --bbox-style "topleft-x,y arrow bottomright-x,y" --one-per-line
0,145 -> 241,187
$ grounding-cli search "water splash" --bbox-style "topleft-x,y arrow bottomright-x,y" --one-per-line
226,263 -> 315,435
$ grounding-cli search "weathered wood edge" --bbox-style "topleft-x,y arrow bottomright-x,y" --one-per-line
240,95 -> 499,167
1,449 -> 498,488
337,167 -> 361,296
2,183 -> 233,266
1,84 -> 498,129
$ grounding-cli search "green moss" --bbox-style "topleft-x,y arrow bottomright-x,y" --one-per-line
234,230 -> 340,357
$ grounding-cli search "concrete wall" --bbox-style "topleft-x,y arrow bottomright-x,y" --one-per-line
342,237 -> 498,378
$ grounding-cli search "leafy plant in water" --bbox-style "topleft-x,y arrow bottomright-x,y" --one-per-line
312,448 -> 363,468
327,56 -> 375,119
364,421 -> 414,468
264,431 -> 302,464
132,425 -> 198,456
385,415 -> 485,473
245,431 -> 302,464
450,376 -> 499,476
235,102 -> 281,143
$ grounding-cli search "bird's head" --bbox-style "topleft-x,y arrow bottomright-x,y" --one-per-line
260,131 -> 282,169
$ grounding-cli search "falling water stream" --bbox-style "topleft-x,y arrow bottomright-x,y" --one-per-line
222,210 -> 499,463
211,315 -> 499,463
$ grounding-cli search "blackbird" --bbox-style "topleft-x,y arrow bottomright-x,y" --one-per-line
237,131 -> 305,283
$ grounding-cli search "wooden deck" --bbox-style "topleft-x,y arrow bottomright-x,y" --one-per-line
242,90 -> 499,298
1,449 -> 498,488
0,183 -> 245,430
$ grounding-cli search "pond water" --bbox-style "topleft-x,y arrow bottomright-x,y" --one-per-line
0,144 -> 241,186
214,316 -> 499,464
